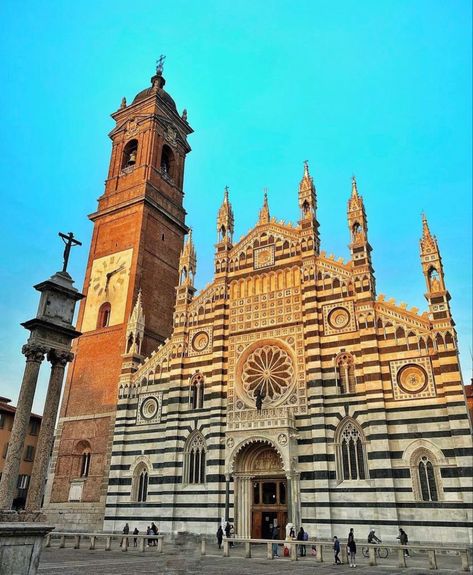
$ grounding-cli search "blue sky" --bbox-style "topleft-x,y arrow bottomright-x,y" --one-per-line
0,0 -> 471,413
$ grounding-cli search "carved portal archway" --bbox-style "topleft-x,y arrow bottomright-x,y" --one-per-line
232,441 -> 293,539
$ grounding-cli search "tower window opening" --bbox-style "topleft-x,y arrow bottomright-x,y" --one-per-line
97,302 -> 111,329
80,451 -> 91,477
122,139 -> 138,169
352,222 -> 362,240
160,144 -> 175,179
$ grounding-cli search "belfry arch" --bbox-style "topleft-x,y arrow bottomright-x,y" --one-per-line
229,439 -> 300,538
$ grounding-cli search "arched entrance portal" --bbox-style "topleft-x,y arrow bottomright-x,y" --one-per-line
233,441 -> 287,538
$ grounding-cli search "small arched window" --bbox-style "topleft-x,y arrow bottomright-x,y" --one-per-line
190,373 -> 204,409
352,222 -> 362,240
160,144 -> 175,179
335,352 -> 356,394
337,420 -> 367,481
132,462 -> 149,502
122,139 -> 138,169
80,450 -> 91,477
184,432 -> 206,484
97,302 -> 111,328
428,267 -> 441,292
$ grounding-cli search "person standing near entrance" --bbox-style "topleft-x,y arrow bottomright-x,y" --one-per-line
347,528 -> 357,567
297,527 -> 306,557
216,524 -> 223,549
271,524 -> 280,558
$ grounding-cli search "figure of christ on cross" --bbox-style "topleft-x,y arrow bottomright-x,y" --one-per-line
255,388 -> 265,413
59,231 -> 82,272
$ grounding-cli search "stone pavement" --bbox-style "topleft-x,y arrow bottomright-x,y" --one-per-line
38,544 -> 468,575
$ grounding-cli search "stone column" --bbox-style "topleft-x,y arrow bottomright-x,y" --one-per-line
0,344 -> 47,510
26,350 -> 74,511
225,475 -> 230,521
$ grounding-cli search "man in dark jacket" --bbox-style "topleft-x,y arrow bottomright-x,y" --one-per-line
216,525 -> 224,549
397,528 -> 409,557
271,524 -> 280,558
333,536 -> 342,564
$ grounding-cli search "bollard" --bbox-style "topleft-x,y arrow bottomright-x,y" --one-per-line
105,536 -> 111,551
201,538 -> 206,556
74,535 -> 81,549
369,546 -> 377,566
267,541 -> 273,560
121,536 -> 128,552
460,549 -> 469,572
45,534 -> 51,548
342,543 -> 348,564
398,548 -> 407,568
59,535 -> 66,548
290,541 -> 297,561
157,537 -> 163,553
89,536 -> 96,550
428,549 -> 437,570
224,539 -> 230,558
139,536 -> 146,552
245,541 -> 251,558
316,543 -> 323,562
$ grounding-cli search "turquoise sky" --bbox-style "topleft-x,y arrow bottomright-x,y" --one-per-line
0,0 -> 471,413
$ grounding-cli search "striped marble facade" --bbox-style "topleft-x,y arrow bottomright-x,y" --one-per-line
103,171 -> 472,544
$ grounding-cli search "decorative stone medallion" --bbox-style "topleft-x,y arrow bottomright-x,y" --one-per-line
278,433 -> 288,446
165,126 -> 177,147
254,245 -> 275,270
125,118 -> 138,137
323,301 -> 356,335
136,392 -> 163,425
188,327 -> 213,357
390,357 -> 436,401
328,307 -> 350,329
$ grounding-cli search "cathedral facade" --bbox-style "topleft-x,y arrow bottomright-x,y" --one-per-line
43,67 -> 473,544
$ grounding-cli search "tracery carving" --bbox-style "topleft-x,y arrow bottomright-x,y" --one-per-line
241,345 -> 294,403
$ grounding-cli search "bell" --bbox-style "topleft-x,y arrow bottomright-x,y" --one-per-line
127,150 -> 137,166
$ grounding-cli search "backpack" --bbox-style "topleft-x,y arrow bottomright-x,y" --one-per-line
303,532 -> 309,541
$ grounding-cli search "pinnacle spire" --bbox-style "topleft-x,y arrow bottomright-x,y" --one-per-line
422,212 -> 432,238
258,189 -> 270,224
217,186 -> 234,242
351,175 -> 359,198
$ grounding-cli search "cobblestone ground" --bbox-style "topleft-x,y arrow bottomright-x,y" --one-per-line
38,542 -> 469,575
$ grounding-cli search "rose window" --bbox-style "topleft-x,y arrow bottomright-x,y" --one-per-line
241,345 -> 294,403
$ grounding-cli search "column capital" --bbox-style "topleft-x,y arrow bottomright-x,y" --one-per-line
47,349 -> 74,367
22,343 -> 48,363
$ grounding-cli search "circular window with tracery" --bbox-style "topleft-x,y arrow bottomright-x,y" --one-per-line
328,307 -> 350,329
241,344 -> 294,405
140,397 -> 159,420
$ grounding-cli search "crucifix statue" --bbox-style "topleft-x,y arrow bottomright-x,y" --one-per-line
59,232 -> 82,273
156,54 -> 166,74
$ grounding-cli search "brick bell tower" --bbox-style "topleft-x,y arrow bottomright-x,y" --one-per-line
44,60 -> 192,529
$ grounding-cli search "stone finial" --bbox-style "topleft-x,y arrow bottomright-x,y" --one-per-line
258,190 -> 270,225
120,97 -> 127,109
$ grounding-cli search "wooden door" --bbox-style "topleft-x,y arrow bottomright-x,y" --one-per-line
252,512 -> 261,539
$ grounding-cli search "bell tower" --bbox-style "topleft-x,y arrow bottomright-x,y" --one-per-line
44,62 -> 193,529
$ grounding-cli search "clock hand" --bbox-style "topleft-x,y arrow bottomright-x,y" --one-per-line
105,264 -> 125,287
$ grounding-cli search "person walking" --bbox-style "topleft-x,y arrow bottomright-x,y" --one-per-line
121,523 -> 129,548
271,524 -> 280,558
133,527 -> 139,547
216,525 -> 223,549
333,536 -> 342,564
397,528 -> 409,557
150,522 -> 158,545
297,526 -> 305,557
347,528 -> 357,567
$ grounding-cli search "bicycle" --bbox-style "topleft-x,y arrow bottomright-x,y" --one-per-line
362,545 -> 389,559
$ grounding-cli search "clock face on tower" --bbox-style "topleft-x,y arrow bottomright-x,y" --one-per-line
81,248 -> 133,332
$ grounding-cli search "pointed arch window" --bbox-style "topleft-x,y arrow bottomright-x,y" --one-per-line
189,372 -> 204,409
411,450 -> 441,502
337,420 -> 367,481
132,462 -> 149,502
160,144 -> 175,179
184,432 -> 206,484
335,352 -> 356,394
